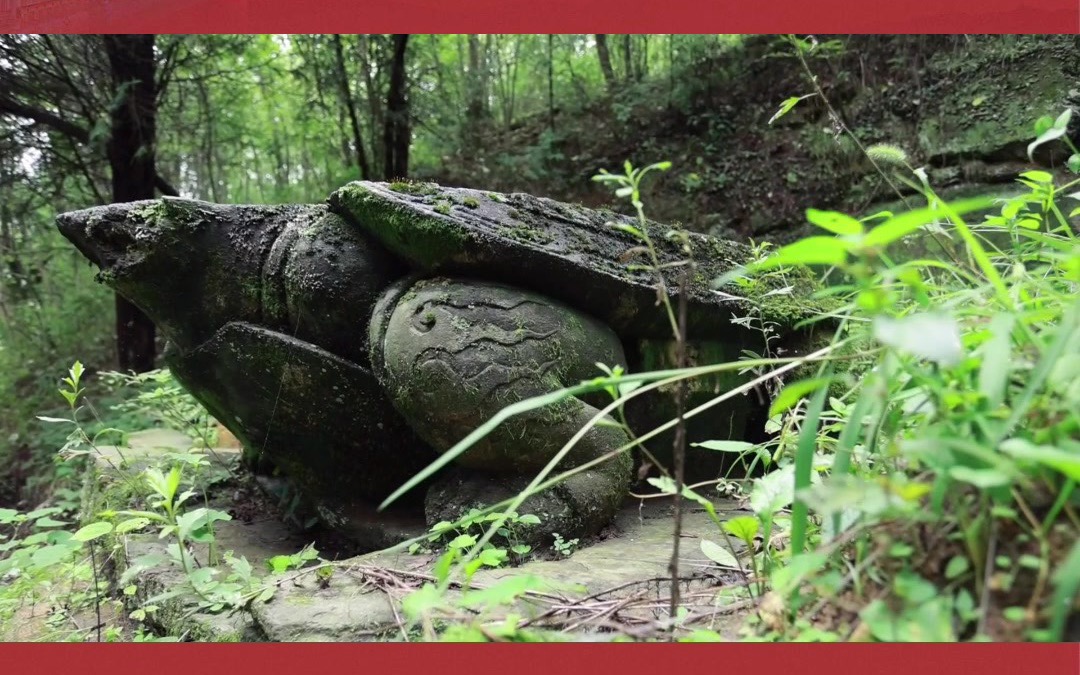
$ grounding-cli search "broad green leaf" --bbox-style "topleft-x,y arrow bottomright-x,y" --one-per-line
948,466 -> 1014,489
448,534 -> 477,550
769,94 -> 815,125
477,547 -> 507,567
164,466 -> 183,501
114,517 -> 152,535
1033,115 -> 1056,136
806,209 -> 863,236
402,583 -> 444,620
862,196 -> 993,249
770,551 -> 828,596
722,516 -> 760,543
691,440 -> 755,453
749,465 -> 796,515
769,377 -> 832,417
1027,109 -> 1072,160
978,313 -> 1015,409
751,236 -> 851,271
25,507 -> 60,519
1000,439 -> 1080,481
699,539 -> 739,568
873,312 -> 963,367
945,556 -> 970,580
460,575 -> 549,608
1069,154 -> 1080,174
30,543 -> 78,568
175,507 -> 230,542
1020,170 -> 1054,184
32,517 -> 69,528
143,468 -> 170,500
71,521 -> 113,542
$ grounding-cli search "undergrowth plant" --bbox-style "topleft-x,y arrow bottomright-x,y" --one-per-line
0,364 -> 303,641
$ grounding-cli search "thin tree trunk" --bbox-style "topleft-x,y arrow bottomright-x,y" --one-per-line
332,33 -> 371,179
621,34 -> 633,82
507,36 -> 520,125
639,35 -> 649,80
595,34 -> 616,93
547,35 -> 555,130
359,34 -> 384,173
383,34 -> 410,181
102,34 -> 158,373
463,34 -> 488,155
195,76 -> 220,201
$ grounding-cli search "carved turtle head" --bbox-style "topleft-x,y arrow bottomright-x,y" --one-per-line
59,196 -> 407,365
57,197 -> 278,353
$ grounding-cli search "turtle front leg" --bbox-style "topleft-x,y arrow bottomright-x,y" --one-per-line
370,277 -> 634,546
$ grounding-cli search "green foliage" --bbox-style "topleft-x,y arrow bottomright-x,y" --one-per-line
712,115 -> 1080,640
0,361 -> 285,641
100,370 -> 218,448
411,509 -> 541,565
550,533 -> 579,557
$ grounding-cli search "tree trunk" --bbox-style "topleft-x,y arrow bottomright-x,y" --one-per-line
547,35 -> 555,130
621,34 -> 634,82
102,34 -> 159,373
383,34 -> 410,181
358,34 -> 384,173
332,34 -> 371,179
463,34 -> 489,153
595,34 -> 616,93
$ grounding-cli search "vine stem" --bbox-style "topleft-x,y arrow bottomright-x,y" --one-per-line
667,265 -> 692,633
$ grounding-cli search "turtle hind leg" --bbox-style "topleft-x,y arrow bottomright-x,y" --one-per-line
372,276 -> 634,546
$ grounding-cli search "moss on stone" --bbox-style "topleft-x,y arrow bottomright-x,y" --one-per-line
330,183 -> 470,268
389,180 -> 439,196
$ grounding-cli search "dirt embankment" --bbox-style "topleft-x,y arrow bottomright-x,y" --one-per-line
422,35 -> 1079,242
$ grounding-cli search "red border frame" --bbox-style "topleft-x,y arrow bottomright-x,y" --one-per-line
2,0 -> 1080,666
0,643 -> 1076,672
2,0 -> 1079,33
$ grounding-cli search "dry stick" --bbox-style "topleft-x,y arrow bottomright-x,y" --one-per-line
668,267 -> 691,631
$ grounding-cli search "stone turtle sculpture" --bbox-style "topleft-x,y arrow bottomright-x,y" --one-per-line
57,181 -> 827,548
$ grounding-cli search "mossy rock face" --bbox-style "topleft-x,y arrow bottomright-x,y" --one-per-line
165,322 -> 435,513
329,181 -> 827,338
57,183 -> 832,548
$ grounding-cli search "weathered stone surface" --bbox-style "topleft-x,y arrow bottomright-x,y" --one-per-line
57,182 -> 828,548
330,181 -> 829,340
165,321 -> 435,511
97,428 -> 750,642
249,497 -> 750,642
